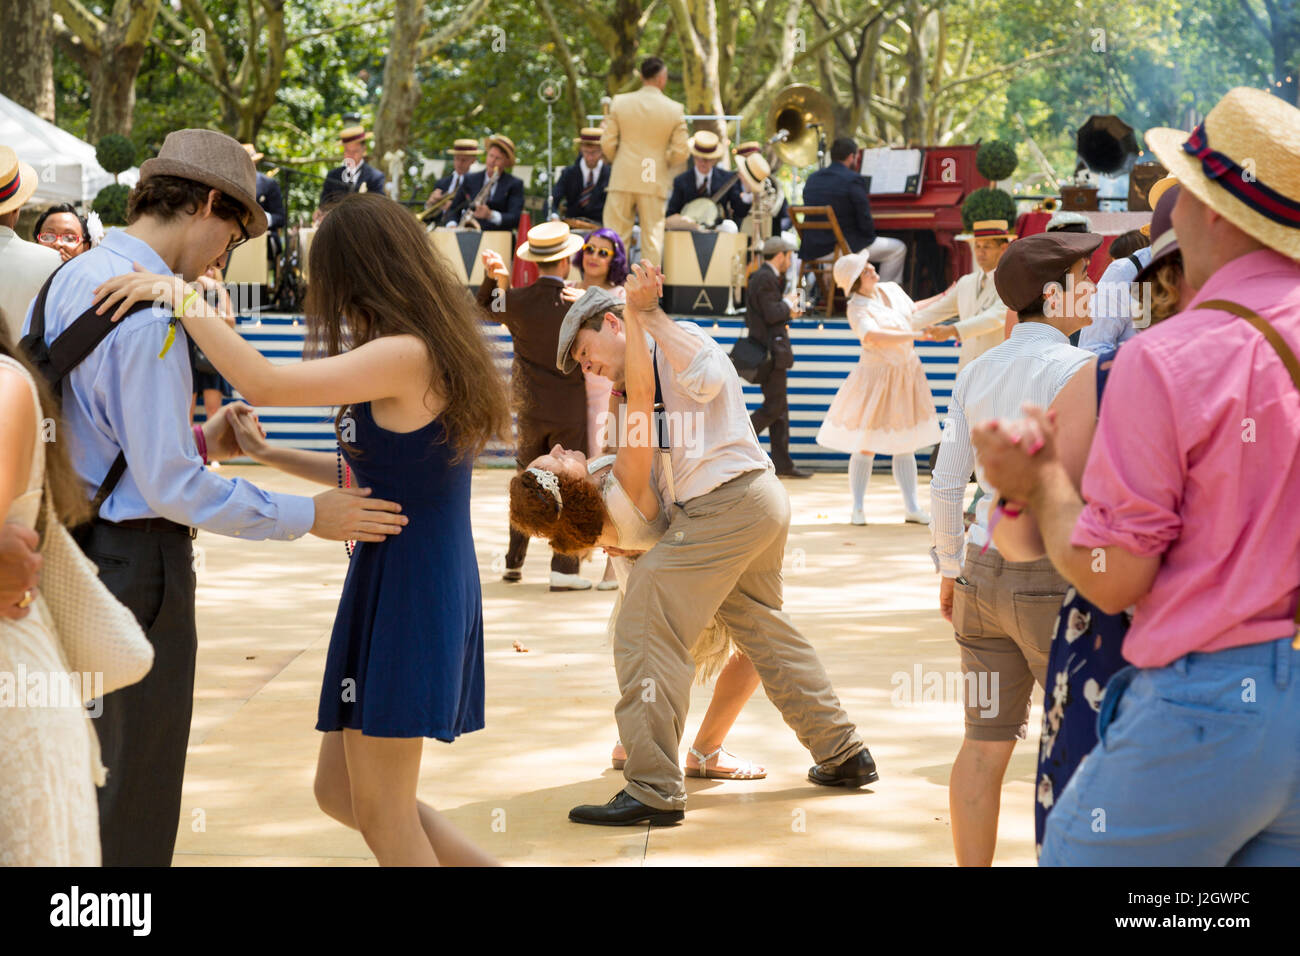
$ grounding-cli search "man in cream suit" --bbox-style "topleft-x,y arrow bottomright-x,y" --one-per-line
601,56 -> 689,268
917,220 -> 1015,368
0,146 -> 60,344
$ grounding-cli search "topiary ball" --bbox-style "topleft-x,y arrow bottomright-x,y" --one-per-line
93,183 -> 131,225
975,140 -> 1018,183
96,134 -> 136,177
961,186 -> 1017,231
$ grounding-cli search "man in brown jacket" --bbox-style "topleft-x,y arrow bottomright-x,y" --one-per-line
601,57 -> 689,268
478,222 -> 592,590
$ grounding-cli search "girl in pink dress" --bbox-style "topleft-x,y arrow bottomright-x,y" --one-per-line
817,251 -> 944,524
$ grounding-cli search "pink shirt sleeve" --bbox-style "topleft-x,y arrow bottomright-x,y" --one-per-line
1071,342 -> 1186,557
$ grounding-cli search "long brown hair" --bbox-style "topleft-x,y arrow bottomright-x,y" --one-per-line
1149,255 -> 1184,325
0,334 -> 90,528
303,193 -> 510,462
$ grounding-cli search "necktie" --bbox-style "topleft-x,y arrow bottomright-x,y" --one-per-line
697,175 -> 708,197
579,167 -> 596,208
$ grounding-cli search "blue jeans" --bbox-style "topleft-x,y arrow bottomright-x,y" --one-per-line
1040,635 -> 1300,866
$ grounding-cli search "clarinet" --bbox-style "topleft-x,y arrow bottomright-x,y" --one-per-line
458,169 -> 500,231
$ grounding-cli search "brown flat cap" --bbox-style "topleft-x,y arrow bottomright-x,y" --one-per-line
994,231 -> 1103,312
139,129 -> 267,238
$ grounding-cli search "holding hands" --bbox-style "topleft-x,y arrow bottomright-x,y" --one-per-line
623,260 -> 663,314
970,403 -> 1059,504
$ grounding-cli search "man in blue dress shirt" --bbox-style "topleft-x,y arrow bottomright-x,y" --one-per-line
24,129 -> 404,866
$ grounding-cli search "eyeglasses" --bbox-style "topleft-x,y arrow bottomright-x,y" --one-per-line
37,232 -> 86,248
224,217 -> 250,255
582,244 -> 612,259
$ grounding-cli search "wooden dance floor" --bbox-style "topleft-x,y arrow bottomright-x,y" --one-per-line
172,465 -> 1040,866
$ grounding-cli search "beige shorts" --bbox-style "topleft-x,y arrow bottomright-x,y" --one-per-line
951,544 -> 1067,741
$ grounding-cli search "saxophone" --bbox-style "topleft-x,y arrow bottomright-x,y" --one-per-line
458,169 -> 500,231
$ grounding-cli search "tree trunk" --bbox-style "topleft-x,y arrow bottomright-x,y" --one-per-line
373,0 -> 425,170
2,0 -> 55,121
88,34 -> 149,141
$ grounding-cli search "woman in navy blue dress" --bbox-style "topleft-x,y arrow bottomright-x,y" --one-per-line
98,193 -> 510,866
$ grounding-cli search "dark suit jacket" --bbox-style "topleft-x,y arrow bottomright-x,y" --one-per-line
256,173 -> 285,232
798,162 -> 875,260
744,263 -> 792,347
448,170 -> 524,230
551,157 -> 609,222
665,168 -> 752,223
476,274 -> 586,426
319,161 -> 387,208
431,169 -> 472,222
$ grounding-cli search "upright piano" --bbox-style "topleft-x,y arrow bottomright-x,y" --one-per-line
867,145 -> 990,300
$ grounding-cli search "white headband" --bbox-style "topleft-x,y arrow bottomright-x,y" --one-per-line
526,467 -> 562,511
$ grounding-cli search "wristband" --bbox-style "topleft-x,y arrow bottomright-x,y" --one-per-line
193,424 -> 209,465
610,388 -> 625,398
180,287 -> 200,318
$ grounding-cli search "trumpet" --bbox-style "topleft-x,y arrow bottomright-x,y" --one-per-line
458,169 -> 500,231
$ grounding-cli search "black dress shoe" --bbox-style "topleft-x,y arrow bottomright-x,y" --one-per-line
569,791 -> 685,827
775,465 -> 813,478
808,749 -> 879,788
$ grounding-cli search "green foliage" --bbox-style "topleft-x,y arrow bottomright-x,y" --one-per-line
976,141 -> 1018,182
93,184 -> 131,225
962,187 -> 1017,230
96,135 -> 136,178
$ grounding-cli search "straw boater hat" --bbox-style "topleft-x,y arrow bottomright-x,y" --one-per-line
447,138 -> 482,156
734,141 -> 762,158
138,129 -> 268,238
1146,87 -> 1300,261
0,146 -> 40,217
241,143 -> 264,164
485,134 -> 516,167
339,125 -> 368,144
688,130 -> 727,161
1138,175 -> 1177,236
736,152 -> 771,193
517,220 -> 584,263
573,128 -> 603,149
956,219 -> 1017,242
833,250 -> 872,295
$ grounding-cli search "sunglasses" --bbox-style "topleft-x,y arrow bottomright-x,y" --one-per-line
582,244 -> 612,259
224,216 -> 250,255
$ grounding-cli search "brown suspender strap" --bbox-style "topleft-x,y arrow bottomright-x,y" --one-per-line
1198,298 -> 1300,645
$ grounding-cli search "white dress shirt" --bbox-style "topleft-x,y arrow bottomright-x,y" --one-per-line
929,321 -> 1094,576
1079,246 -> 1152,355
649,322 -> 770,505
0,226 -> 60,344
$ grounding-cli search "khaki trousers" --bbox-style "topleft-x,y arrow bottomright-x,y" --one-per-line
603,190 -> 666,268
613,468 -> 864,810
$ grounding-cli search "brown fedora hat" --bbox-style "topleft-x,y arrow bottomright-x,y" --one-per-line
139,129 -> 267,238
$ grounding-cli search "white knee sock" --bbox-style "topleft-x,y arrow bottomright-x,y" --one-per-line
850,452 -> 873,511
892,453 -> 920,513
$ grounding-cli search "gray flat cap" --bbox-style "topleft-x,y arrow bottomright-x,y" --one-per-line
557,286 -> 621,374
762,236 -> 796,256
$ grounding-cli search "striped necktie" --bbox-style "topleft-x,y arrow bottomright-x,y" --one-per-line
579,166 -> 596,207
697,174 -> 709,197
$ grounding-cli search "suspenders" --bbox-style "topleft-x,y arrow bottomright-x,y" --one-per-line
652,344 -> 678,506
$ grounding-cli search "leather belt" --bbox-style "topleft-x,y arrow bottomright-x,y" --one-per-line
94,516 -> 198,539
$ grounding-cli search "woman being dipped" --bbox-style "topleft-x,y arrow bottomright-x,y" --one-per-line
510,280 -> 766,781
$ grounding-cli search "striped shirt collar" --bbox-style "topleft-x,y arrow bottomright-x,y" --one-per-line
1007,319 -> 1069,345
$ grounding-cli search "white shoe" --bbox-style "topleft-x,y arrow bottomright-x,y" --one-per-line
549,572 -> 593,592
904,509 -> 931,525
850,509 -> 867,526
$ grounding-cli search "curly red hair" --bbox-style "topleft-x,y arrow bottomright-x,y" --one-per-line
508,468 -> 609,554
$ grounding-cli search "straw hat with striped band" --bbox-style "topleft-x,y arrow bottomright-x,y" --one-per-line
447,138 -> 482,156
736,152 -> 771,194
339,125 -> 369,144
688,130 -> 727,161
734,141 -> 762,158
573,128 -> 603,148
0,146 -> 39,216
485,134 -> 516,167
955,219 -> 1017,242
517,220 -> 584,262
1146,87 -> 1300,261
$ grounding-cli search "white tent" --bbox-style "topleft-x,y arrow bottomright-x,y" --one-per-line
0,93 -> 138,207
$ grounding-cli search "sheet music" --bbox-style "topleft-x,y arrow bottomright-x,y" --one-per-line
860,148 -> 925,196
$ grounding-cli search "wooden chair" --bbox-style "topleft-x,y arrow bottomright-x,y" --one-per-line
790,205 -> 851,317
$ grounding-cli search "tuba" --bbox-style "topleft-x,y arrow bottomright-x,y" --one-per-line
767,85 -> 835,169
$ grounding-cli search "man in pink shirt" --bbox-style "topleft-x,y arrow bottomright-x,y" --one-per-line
973,87 -> 1300,865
